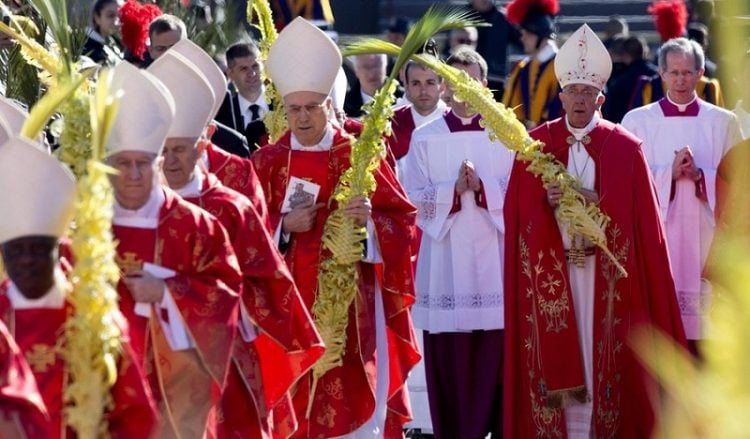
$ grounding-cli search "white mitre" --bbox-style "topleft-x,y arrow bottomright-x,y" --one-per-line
171,39 -> 228,119
555,23 -> 612,90
0,97 -> 28,137
266,17 -> 342,97
0,136 -> 76,243
106,61 -> 176,156
330,67 -> 348,112
148,51 -> 215,139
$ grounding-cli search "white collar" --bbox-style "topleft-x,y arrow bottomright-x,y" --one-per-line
360,91 -> 375,105
87,27 -> 105,44
238,89 -> 269,111
7,268 -> 67,310
410,101 -> 447,127
291,123 -> 335,151
112,185 -> 165,229
565,112 -> 600,140
535,40 -> 558,63
452,110 -> 480,125
173,167 -> 204,198
666,92 -> 698,112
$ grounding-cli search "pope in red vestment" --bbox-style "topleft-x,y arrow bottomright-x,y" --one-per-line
0,319 -> 50,438
503,116 -> 688,438
252,126 -> 421,438
178,170 -> 325,438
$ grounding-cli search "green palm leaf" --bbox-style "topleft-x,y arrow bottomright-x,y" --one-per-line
29,0 -> 74,76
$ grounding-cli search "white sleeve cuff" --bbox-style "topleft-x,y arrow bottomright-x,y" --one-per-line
363,218 -> 383,264
158,287 -> 195,351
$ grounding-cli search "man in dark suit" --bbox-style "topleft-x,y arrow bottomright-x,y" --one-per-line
344,53 -> 403,118
215,42 -> 270,151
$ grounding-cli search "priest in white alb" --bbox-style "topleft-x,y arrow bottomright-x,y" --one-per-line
621,37 -> 742,352
401,48 -> 515,439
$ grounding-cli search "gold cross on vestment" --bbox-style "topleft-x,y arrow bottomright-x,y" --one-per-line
26,343 -> 56,373
116,252 -> 143,274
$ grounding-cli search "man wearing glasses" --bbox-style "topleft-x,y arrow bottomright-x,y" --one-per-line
251,17 -> 419,439
622,37 -> 741,355
504,24 -> 686,438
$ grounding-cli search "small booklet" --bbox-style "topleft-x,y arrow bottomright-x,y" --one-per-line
281,176 -> 321,213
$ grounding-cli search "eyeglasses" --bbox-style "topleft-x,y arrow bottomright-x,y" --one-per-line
665,70 -> 697,78
286,102 -> 327,117
456,38 -> 476,45
562,87 -> 600,98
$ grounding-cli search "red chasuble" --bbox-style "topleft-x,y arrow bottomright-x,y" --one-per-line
0,318 -> 49,438
0,284 -> 157,438
183,171 -> 324,439
112,189 -> 241,437
206,141 -> 271,232
251,128 -> 421,438
503,117 -> 687,438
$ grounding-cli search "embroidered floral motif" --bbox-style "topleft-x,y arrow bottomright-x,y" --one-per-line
416,291 -> 503,309
418,185 -> 437,221
520,236 -> 565,437
595,224 -> 629,437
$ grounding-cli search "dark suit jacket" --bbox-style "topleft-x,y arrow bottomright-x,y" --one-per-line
215,89 -> 270,152
211,121 -> 250,158
343,81 -> 404,118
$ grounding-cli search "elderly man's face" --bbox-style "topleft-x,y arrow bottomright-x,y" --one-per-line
284,91 -> 332,146
354,55 -> 386,94
148,29 -> 182,60
162,138 -> 200,190
108,151 -> 158,210
1,236 -> 58,300
659,50 -> 703,105
559,84 -> 604,128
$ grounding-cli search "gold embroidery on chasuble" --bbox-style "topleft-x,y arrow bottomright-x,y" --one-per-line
520,235 -> 566,438
595,224 -> 629,437
316,403 -> 337,428
26,344 -> 56,373
323,377 -> 344,400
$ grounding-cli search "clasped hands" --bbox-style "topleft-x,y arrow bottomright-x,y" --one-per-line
672,146 -> 701,181
455,160 -> 481,195
282,196 -> 371,234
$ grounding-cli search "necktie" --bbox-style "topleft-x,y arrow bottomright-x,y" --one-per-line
248,104 -> 260,122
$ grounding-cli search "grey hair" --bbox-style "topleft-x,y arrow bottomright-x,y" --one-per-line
658,37 -> 705,71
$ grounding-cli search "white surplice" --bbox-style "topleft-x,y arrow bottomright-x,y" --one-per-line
622,96 -> 742,339
402,115 -> 515,333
